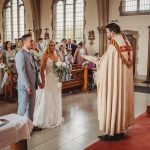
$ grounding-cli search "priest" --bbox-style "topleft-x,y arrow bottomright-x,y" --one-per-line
82,23 -> 134,141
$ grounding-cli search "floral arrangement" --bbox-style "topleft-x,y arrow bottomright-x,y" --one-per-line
53,61 -> 70,82
0,63 -> 14,73
8,57 -> 15,63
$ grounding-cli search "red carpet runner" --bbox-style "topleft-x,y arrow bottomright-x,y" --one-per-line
85,113 -> 150,150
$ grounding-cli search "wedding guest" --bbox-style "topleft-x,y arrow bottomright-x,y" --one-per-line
4,41 -> 16,63
0,49 -> 4,95
12,38 -> 18,49
38,38 -> 45,52
73,41 -> 88,65
59,44 -> 66,62
0,40 -> 3,51
30,41 -> 42,60
15,38 -> 23,53
64,49 -> 73,80
61,38 -> 67,47
66,39 -> 77,56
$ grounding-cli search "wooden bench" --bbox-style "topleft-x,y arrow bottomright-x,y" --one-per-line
2,64 -> 88,99
62,65 -> 88,92
3,72 -> 17,100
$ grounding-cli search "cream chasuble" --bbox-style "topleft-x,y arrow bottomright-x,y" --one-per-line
82,34 -> 134,136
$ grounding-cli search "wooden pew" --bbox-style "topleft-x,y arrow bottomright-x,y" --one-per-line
3,64 -> 88,99
3,72 -> 17,100
62,64 -> 88,92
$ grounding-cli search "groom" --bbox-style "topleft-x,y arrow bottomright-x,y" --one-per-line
15,34 -> 41,130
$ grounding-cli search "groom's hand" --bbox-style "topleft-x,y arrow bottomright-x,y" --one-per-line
39,83 -> 43,89
26,87 -> 32,95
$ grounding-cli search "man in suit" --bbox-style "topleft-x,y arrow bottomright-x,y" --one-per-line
66,39 -> 77,57
15,34 -> 41,130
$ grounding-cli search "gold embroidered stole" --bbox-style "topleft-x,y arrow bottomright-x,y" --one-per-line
110,34 -> 133,68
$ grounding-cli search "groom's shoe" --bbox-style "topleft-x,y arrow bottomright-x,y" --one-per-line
33,126 -> 42,131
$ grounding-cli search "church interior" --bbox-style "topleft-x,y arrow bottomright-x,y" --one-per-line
0,0 -> 150,150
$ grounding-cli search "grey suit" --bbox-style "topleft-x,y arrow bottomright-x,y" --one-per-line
15,48 -> 39,121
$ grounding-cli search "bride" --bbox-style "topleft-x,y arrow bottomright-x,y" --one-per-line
33,40 -> 64,128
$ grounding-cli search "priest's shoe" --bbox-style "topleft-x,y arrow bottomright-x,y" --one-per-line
98,134 -> 123,141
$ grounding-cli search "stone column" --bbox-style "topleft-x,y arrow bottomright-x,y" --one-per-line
97,0 -> 109,56
30,0 -> 41,41
147,27 -> 150,82
33,29 -> 42,41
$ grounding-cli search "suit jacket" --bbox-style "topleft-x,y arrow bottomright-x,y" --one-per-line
15,49 -> 39,91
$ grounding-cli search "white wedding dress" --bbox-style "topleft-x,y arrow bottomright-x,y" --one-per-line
33,58 -> 64,128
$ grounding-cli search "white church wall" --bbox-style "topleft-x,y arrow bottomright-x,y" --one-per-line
84,0 -> 99,55
109,0 -> 150,79
0,0 -> 34,42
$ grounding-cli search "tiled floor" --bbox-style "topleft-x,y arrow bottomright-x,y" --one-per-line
0,91 -> 150,150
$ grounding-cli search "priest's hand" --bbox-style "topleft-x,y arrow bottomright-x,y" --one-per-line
39,82 -> 43,89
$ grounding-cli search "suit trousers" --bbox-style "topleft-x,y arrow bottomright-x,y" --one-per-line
17,89 -> 36,121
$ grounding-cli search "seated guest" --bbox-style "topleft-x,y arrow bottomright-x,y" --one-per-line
4,41 -> 16,63
72,40 -> 78,49
0,40 -> 3,51
64,49 -> 73,80
12,38 -> 18,49
73,42 -> 88,65
0,49 -> 4,95
15,38 -> 23,53
38,37 -> 45,52
30,41 -> 42,60
61,38 -> 67,47
66,39 -> 77,57
59,44 -> 66,62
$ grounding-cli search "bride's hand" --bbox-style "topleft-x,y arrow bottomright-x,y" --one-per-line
41,82 -> 45,88
39,82 -> 43,89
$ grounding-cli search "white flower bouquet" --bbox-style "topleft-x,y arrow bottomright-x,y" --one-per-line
53,61 -> 70,82
0,63 -> 13,73
8,57 -> 15,63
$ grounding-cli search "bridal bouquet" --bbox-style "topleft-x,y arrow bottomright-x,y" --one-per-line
53,61 -> 70,82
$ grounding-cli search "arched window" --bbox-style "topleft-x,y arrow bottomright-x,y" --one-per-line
55,1 -> 64,43
120,0 -> 150,15
3,0 -> 25,41
53,0 -> 84,43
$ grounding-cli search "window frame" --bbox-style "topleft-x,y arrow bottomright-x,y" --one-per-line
120,0 -> 150,16
3,0 -> 25,41
52,0 -> 85,43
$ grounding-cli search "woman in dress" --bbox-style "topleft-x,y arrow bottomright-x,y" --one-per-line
33,40 -> 64,128
73,42 -> 87,65
0,49 -> 4,95
15,38 -> 23,53
59,44 -> 66,62
4,41 -> 16,63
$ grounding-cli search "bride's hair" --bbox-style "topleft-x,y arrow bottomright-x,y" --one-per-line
43,40 -> 55,54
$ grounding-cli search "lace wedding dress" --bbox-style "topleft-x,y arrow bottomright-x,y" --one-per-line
33,58 -> 64,128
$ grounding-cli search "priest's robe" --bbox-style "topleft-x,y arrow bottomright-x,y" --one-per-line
83,34 -> 134,135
